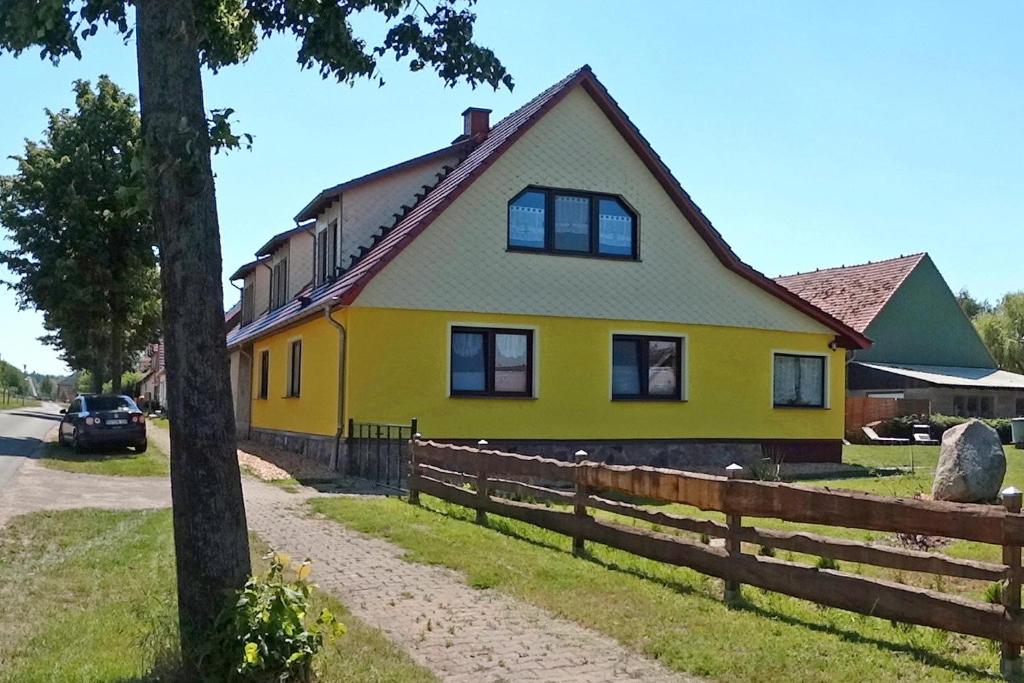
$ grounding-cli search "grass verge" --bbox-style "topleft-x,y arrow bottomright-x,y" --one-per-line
0,396 -> 40,410
0,508 -> 436,682
309,443 -> 1021,682
37,440 -> 170,477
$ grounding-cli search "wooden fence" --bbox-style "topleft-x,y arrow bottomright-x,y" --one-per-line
845,395 -> 931,440
408,438 -> 1024,677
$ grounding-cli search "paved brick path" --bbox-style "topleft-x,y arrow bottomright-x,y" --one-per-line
243,482 -> 689,682
4,423 -> 692,682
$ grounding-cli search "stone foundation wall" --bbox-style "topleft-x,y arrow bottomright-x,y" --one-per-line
248,427 -> 344,470
438,438 -> 842,471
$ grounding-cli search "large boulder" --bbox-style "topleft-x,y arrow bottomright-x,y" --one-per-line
932,420 -> 1006,503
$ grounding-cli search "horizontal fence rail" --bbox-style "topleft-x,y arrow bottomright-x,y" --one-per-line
408,438 -> 1024,676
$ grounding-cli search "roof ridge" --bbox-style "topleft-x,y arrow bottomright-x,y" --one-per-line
777,252 -> 927,280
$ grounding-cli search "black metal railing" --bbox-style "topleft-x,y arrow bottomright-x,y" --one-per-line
345,417 -> 418,490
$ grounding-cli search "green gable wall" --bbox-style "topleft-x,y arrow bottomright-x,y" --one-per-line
854,255 -> 995,368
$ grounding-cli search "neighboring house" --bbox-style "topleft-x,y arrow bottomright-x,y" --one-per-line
55,372 -> 79,402
137,341 -> 167,408
226,65 -> 868,468
777,253 -> 1024,419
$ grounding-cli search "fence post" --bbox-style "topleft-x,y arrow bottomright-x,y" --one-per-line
475,440 -> 489,525
724,463 -> 744,606
1002,486 -> 1023,680
408,432 -> 422,506
572,450 -> 588,555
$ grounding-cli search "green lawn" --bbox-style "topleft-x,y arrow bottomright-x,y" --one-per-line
308,443 -> 1024,682
0,395 -> 40,410
0,508 -> 436,682
37,440 -> 170,477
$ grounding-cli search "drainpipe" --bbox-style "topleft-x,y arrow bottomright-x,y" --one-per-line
323,297 -> 346,471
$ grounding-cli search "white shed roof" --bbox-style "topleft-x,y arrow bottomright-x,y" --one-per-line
854,362 -> 1024,390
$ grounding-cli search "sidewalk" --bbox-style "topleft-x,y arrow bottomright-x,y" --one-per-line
11,424 -> 692,682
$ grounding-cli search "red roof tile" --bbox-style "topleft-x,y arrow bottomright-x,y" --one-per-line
228,66 -> 870,350
775,254 -> 926,333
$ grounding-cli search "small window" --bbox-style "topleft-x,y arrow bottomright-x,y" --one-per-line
288,340 -> 302,397
507,187 -> 636,259
258,350 -> 269,400
241,284 -> 254,325
330,220 -> 340,276
553,194 -> 591,252
451,327 -> 533,397
773,353 -> 826,408
508,190 -> 546,249
316,230 -> 329,285
271,258 -> 289,308
612,335 -> 683,400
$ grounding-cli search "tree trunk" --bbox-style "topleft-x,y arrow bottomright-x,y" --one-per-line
109,293 -> 124,394
135,0 -> 251,671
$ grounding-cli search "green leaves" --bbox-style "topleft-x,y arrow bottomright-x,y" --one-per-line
0,75 -> 160,388
199,551 -> 345,682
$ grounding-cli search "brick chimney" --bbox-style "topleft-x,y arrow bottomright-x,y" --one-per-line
461,107 -> 491,140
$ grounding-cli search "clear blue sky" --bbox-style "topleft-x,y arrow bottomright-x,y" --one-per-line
1,1 -> 1021,376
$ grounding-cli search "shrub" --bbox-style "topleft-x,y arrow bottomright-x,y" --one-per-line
200,552 -> 345,682
877,413 -> 1013,444
816,556 -> 840,571
984,581 -> 1004,605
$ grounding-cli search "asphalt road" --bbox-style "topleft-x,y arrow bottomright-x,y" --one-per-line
0,402 -> 62,492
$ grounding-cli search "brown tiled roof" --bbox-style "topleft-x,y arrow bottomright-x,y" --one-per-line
228,66 -> 870,350
774,254 -> 926,333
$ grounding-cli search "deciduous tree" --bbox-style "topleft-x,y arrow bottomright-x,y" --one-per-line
0,1 -> 510,673
975,293 -> 1024,374
0,76 -> 161,393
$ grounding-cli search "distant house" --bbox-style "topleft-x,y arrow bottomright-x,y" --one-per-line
777,253 -> 1024,418
55,372 -> 79,402
224,65 -> 868,467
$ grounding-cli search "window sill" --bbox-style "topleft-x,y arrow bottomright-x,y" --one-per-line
448,393 -> 537,400
773,404 -> 829,410
506,247 -> 640,263
282,395 -> 301,399
612,396 -> 686,403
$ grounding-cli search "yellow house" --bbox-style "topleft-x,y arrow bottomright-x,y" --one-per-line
226,66 -> 869,470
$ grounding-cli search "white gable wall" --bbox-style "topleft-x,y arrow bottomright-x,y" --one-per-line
354,87 -> 830,335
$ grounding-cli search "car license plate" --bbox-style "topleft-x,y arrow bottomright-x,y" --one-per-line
106,419 -> 128,426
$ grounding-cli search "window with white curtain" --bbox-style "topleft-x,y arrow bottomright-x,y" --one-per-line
507,187 -> 636,259
773,353 -> 826,407
451,327 -> 533,397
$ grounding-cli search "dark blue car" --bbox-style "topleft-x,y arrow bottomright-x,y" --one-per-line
58,394 -> 148,453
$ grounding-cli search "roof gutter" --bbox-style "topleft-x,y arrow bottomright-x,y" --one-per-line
323,299 -> 347,471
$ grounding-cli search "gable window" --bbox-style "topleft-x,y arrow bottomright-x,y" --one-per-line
258,350 -> 269,400
773,353 -> 826,408
288,340 -> 302,397
612,335 -> 683,400
451,327 -> 533,397
508,187 -> 637,259
330,219 -> 340,277
271,258 -> 288,308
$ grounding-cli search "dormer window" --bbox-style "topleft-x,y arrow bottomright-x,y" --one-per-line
508,187 -> 637,259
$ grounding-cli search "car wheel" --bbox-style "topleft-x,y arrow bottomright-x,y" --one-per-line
133,439 -> 148,454
72,429 -> 84,454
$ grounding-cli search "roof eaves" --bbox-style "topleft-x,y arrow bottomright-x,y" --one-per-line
228,258 -> 268,281
254,222 -> 316,258
293,139 -> 475,223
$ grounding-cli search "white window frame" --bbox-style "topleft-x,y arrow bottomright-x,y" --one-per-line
770,349 -> 830,409
445,321 -> 540,399
607,330 -> 688,401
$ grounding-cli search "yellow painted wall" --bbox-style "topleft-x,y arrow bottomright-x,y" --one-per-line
345,306 -> 845,441
250,313 -> 343,436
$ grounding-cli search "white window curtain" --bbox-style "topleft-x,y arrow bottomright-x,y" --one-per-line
554,195 -> 590,249
598,211 -> 632,252
797,356 -> 823,405
495,333 -> 528,392
509,204 -> 545,247
773,356 -> 798,405
451,333 -> 485,391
